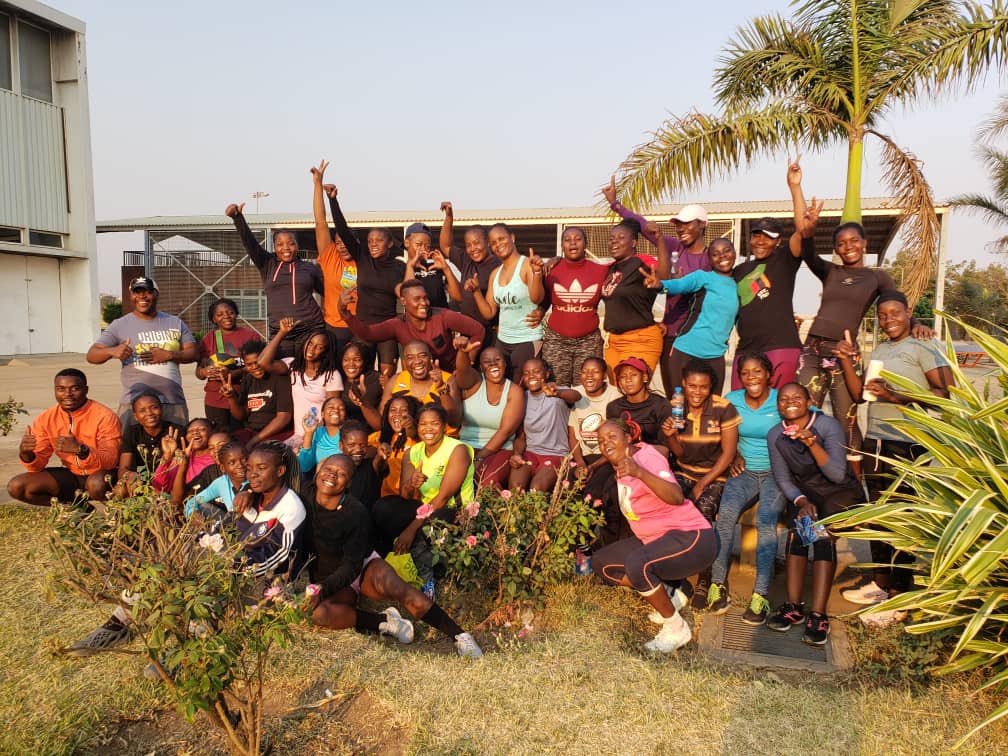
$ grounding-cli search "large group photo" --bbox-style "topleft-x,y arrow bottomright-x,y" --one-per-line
1,1 -> 1008,754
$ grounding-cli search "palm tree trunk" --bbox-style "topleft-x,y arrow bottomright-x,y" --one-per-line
842,133 -> 863,224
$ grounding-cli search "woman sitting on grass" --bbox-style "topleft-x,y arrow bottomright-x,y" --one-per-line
591,419 -> 716,653
304,455 -> 483,657
766,383 -> 862,646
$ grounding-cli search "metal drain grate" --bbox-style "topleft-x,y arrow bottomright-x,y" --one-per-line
719,612 -> 825,662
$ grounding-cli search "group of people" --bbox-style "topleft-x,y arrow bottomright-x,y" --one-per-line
6,159 -> 952,656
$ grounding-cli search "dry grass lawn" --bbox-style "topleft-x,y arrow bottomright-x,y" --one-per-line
1,503 -> 1006,755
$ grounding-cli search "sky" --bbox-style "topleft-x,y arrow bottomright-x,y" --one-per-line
47,0 -> 1005,295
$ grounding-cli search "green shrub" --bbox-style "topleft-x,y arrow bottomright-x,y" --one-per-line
428,466 -> 603,621
823,316 -> 1008,746
0,396 -> 26,436
102,301 -> 122,324
48,483 -> 310,756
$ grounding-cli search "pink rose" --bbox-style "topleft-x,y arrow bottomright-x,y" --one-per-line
263,585 -> 284,602
562,479 -> 571,488
500,489 -> 512,500
483,531 -> 490,539
305,584 -> 321,597
593,498 -> 603,508
416,504 -> 434,519
584,494 -> 592,502
465,501 -> 480,517
465,535 -> 478,547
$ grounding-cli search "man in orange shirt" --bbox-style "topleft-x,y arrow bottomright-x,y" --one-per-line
7,369 -> 121,505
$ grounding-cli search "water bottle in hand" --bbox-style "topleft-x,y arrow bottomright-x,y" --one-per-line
670,387 -> 686,430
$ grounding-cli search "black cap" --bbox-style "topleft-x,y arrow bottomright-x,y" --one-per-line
405,222 -> 432,239
751,218 -> 782,239
129,276 -> 159,292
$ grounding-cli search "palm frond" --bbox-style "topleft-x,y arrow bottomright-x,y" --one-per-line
715,13 -> 854,118
868,129 -> 940,304
948,192 -> 1008,227
975,145 -> 1008,198
612,106 -> 842,212
869,0 -> 1008,111
978,92 -> 1008,142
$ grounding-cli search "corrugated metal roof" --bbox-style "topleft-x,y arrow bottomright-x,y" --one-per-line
98,196 -> 946,233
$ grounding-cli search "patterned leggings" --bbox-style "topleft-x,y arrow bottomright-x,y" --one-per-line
541,325 -> 604,387
797,337 -> 863,452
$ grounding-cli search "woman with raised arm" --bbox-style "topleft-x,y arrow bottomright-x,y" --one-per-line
319,168 -> 406,382
195,298 -> 259,431
454,341 -> 526,488
439,202 -> 500,346
603,177 -> 710,394
599,219 -> 671,377
468,223 -> 545,380
225,201 -> 325,359
310,160 -> 358,359
592,419 -> 717,653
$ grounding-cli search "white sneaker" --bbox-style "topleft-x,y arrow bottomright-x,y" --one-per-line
842,581 -> 889,605
379,607 -> 414,644
644,613 -> 692,653
648,584 -> 689,623
454,632 -> 484,658
860,608 -> 908,628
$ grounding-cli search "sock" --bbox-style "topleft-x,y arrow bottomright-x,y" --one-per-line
662,610 -> 686,631
419,603 -> 464,638
353,609 -> 383,635
110,605 -> 130,625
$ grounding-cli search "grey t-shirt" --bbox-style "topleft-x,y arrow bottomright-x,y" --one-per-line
524,390 -> 571,457
866,337 -> 948,442
96,311 -> 195,406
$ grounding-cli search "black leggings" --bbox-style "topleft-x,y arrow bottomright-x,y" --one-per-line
592,528 -> 717,594
667,348 -> 726,395
784,485 -> 861,563
863,438 -> 922,592
496,339 -> 541,382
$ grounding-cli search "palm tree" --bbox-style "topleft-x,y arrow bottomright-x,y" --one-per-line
613,0 -> 1008,303
950,94 -> 1008,252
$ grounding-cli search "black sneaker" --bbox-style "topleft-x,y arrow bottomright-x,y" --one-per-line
802,612 -> 830,646
705,582 -> 731,614
741,593 -> 771,626
690,577 -> 710,610
766,602 -> 806,632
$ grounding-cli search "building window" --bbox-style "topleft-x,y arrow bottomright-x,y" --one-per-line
0,14 -> 10,91
28,230 -> 63,248
0,226 -> 21,243
223,289 -> 267,320
18,20 -> 51,102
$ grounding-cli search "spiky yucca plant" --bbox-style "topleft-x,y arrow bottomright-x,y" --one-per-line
822,316 -> 1008,746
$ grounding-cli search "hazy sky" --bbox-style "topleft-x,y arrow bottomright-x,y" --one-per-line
49,0 -> 1004,294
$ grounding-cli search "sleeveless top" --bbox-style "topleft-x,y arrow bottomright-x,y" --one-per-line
460,378 -> 513,450
408,436 -> 475,508
494,255 -> 543,344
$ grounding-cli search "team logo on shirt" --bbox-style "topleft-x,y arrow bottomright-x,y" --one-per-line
579,412 -> 603,442
737,264 -> 771,306
601,270 -> 623,297
841,276 -> 856,286
706,419 -> 721,434
617,482 -> 640,521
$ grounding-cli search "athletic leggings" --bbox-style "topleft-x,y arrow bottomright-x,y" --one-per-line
667,348 -> 727,396
797,337 -> 863,452
496,339 -> 542,382
863,438 -> 921,592
541,325 -> 603,388
785,485 -> 861,563
674,473 -> 724,524
593,527 -> 717,594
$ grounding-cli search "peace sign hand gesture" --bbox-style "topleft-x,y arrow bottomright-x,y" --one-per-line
160,426 -> 180,460
219,372 -> 235,398
225,202 -> 245,218
642,264 -> 662,290
602,175 -> 618,206
310,159 -> 329,185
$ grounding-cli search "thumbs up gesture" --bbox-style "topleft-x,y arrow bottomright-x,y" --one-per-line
112,338 -> 133,361
528,248 -> 543,275
19,426 -> 37,456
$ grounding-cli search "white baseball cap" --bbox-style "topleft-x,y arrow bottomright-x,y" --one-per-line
672,204 -> 708,224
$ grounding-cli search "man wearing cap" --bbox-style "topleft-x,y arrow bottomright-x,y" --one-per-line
403,222 -> 463,309
603,177 -> 712,395
87,277 -> 198,428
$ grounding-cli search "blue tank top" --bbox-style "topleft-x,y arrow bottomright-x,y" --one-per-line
460,379 -> 513,449
494,255 -> 543,344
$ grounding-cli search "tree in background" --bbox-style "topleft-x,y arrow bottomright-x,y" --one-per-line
951,93 -> 1008,253
613,0 -> 1008,304
943,259 -> 1008,335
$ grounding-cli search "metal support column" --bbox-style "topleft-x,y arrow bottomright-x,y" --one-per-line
143,231 -> 152,278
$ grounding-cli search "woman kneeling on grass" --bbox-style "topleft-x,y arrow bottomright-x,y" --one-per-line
591,419 -> 717,653
305,455 -> 482,657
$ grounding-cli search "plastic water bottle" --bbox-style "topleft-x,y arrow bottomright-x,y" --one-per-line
304,406 -> 319,430
670,387 -> 686,430
574,546 -> 591,576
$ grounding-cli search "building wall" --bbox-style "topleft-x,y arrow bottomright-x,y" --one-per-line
0,3 -> 96,355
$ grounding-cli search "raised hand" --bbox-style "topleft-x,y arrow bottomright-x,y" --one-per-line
112,338 -> 133,361
339,287 -> 358,310
310,159 -> 329,185
19,427 -> 37,455
219,372 -> 235,398
528,248 -> 544,275
410,467 -> 428,490
429,250 -> 448,271
643,220 -> 661,238
661,416 -> 679,438
642,264 -> 662,290
278,317 -> 298,337
179,434 -> 196,459
322,183 -> 338,199
346,375 -> 365,407
800,197 -> 824,236
161,426 -> 180,460
602,175 -> 618,206
377,443 -> 392,462
787,155 -> 802,187
543,382 -> 558,397
459,339 -> 481,362
463,273 -> 480,293
440,201 -> 453,216
832,329 -> 858,361
225,202 -> 245,218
